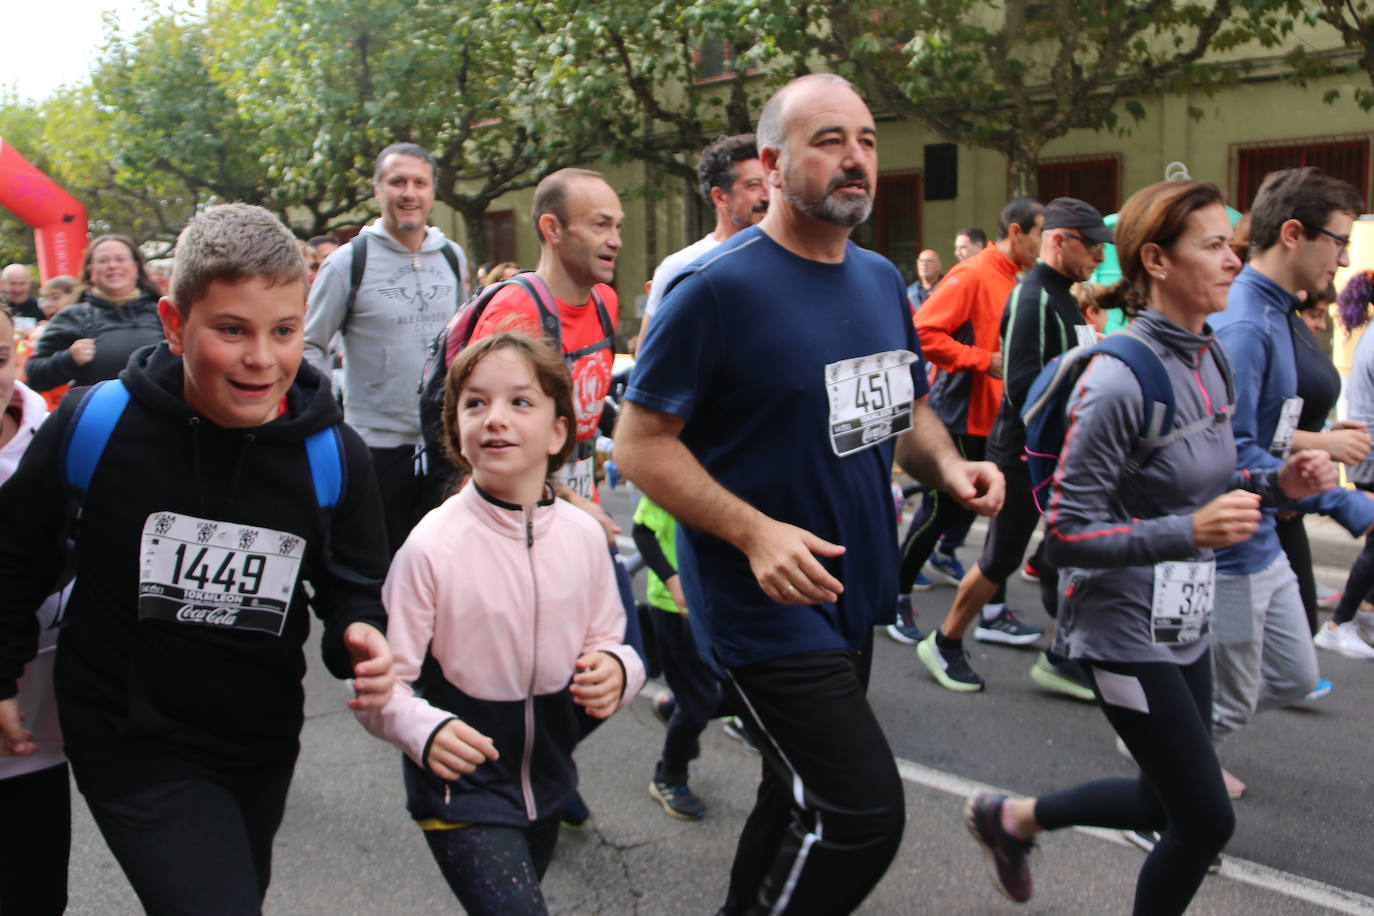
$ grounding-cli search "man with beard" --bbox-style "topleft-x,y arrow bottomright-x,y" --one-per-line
906,197 -> 1046,693
641,134 -> 769,335
617,74 -> 1004,914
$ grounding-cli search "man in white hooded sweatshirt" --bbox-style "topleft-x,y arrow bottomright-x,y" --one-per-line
305,142 -> 470,554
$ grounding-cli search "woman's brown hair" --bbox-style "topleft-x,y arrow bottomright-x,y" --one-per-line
80,234 -> 161,298
442,332 -> 577,479
1098,179 -> 1226,317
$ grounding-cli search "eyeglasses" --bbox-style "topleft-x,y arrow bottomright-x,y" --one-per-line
1066,232 -> 1105,255
1315,226 -> 1352,252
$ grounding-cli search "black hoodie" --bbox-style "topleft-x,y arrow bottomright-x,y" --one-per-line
0,343 -> 388,798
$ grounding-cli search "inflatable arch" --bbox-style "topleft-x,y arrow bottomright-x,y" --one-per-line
0,139 -> 89,281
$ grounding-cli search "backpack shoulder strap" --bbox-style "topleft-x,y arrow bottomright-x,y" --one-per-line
438,244 -> 463,308
512,273 -> 563,348
341,235 -> 368,335
61,379 -> 132,498
304,425 -> 346,510
1093,333 -> 1175,446
589,286 -> 615,342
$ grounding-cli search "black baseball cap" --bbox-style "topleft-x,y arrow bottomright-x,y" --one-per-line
1042,197 -> 1113,244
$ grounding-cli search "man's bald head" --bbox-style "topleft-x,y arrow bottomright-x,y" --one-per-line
756,73 -> 862,165
2,264 -> 32,304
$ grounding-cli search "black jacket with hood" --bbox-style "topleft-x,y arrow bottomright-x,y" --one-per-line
0,343 -> 388,798
24,291 -> 164,393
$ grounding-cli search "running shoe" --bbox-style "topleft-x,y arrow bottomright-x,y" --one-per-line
917,631 -> 986,692
964,793 -> 1034,903
649,778 -> 706,820
560,790 -> 591,829
1020,559 -> 1041,583
975,608 -> 1044,646
1316,586 -> 1341,612
1029,652 -> 1094,702
1313,621 -> 1374,660
911,571 -> 936,592
1357,610 -> 1374,644
651,693 -> 677,724
927,550 -> 967,585
1304,678 -> 1334,702
1123,829 -> 1222,874
722,717 -> 758,753
885,595 -> 924,645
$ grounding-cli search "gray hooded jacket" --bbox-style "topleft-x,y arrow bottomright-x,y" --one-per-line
1045,310 -> 1284,665
304,221 -> 469,448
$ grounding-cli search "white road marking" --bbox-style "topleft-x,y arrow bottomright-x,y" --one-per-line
895,756 -> 1374,915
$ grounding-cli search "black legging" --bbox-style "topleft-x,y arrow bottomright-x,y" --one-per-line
1334,482 -> 1374,627
423,816 -> 561,916
1034,651 -> 1234,916
898,434 -> 984,593
1275,513 -> 1319,635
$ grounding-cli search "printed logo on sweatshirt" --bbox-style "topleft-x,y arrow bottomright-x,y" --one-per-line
138,512 -> 305,636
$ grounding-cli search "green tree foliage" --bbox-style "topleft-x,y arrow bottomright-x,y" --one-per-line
815,0 -> 1270,194
1237,0 -> 1374,111
528,1 -> 787,190
216,0 -> 588,264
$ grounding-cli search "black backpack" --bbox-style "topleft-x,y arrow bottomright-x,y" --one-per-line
417,272 -> 614,475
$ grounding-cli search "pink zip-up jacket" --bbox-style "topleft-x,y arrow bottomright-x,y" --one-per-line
357,481 -> 645,826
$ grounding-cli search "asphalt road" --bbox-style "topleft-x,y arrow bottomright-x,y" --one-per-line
57,484 -> 1374,914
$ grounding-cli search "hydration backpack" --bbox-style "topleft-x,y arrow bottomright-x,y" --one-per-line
417,273 -> 614,474
1020,333 -> 1233,515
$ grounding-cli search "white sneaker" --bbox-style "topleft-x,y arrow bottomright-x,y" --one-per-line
1313,621 -> 1374,660
1316,587 -> 1341,612
1356,611 -> 1374,646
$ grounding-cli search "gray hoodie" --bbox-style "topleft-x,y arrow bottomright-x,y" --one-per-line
304,221 -> 469,448
1045,310 -> 1284,665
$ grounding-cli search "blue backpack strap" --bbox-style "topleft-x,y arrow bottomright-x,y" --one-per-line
1092,333 -> 1174,466
62,379 -> 132,499
304,425 -> 346,510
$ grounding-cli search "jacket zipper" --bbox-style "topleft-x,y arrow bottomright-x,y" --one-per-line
520,508 -> 539,821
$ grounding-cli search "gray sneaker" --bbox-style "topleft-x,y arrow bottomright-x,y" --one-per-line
650,778 -> 705,820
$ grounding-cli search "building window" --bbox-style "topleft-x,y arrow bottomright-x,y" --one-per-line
694,37 -> 757,83
1233,136 -> 1371,212
1036,156 -> 1121,215
853,171 -> 923,283
483,210 -> 516,266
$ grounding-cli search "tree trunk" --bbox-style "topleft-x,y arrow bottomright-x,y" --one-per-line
1006,143 -> 1042,199
457,201 -> 489,274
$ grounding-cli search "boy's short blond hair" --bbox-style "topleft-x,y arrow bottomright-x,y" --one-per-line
171,203 -> 307,312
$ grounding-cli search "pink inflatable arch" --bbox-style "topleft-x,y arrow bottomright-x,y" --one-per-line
0,139 -> 89,281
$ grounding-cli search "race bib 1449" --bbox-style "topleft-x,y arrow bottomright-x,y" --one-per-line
825,350 -> 918,457
138,512 -> 306,636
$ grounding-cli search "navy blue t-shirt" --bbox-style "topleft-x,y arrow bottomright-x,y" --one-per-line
626,226 -> 929,668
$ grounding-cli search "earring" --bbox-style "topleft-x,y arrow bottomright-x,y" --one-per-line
1157,272 -> 1167,281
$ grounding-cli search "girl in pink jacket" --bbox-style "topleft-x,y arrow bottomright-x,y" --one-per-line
357,332 -> 644,915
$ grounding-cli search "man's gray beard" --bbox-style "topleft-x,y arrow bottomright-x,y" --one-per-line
781,183 -> 873,227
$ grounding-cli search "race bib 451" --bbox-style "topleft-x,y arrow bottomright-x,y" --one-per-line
138,512 -> 306,636
825,350 -> 918,457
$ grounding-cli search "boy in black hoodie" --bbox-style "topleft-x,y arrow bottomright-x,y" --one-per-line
0,204 -> 394,915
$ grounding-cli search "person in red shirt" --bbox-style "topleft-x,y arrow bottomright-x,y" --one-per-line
902,197 -> 1045,691
468,168 -> 623,541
